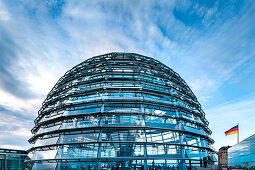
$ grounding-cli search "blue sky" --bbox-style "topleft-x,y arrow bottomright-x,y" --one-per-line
0,0 -> 254,150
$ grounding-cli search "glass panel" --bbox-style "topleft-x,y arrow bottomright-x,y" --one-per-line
146,144 -> 182,158
56,144 -> 98,158
100,115 -> 145,127
33,136 -> 59,147
146,130 -> 180,144
60,116 -> 99,129
40,113 -> 63,123
145,116 -> 177,128
56,162 -> 98,170
32,163 -> 57,170
185,147 -> 208,159
184,135 -> 209,148
26,151 -> 34,161
147,160 -> 178,169
58,133 -> 99,144
147,160 -> 167,169
183,126 -> 207,136
32,149 -> 58,160
36,125 -> 61,134
104,92 -> 143,100
68,93 -> 101,103
146,130 -> 163,143
101,160 -> 144,170
65,107 -> 101,115
103,104 -> 142,113
145,108 -> 166,116
101,130 -> 145,142
163,131 -> 180,143
144,105 -> 177,117
100,143 -> 144,157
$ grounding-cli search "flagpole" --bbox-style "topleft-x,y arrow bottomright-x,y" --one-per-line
237,123 -> 239,144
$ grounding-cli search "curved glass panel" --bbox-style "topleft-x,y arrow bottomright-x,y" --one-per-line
56,144 -> 98,158
56,162 -> 98,170
28,53 -> 215,169
100,143 -> 144,157
31,149 -> 58,160
60,116 -> 100,129
58,133 -> 99,144
145,115 -> 177,129
100,115 -> 145,127
146,130 -> 180,144
147,144 -> 182,158
33,136 -> 59,147
36,125 -> 61,134
101,129 -> 145,142
32,163 -> 57,170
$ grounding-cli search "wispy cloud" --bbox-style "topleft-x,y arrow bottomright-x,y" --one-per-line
0,105 -> 33,149
0,1 -> 10,21
0,28 -> 36,99
206,93 -> 255,149
0,0 -> 254,150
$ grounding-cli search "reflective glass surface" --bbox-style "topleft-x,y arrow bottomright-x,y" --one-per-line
228,134 -> 255,168
0,149 -> 27,170
100,143 -> 144,157
56,144 -> 98,158
28,53 -> 215,169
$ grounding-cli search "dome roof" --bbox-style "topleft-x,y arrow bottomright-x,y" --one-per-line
27,52 -> 216,169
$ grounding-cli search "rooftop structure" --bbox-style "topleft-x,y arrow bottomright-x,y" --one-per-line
27,53 -> 216,169
217,146 -> 231,168
228,134 -> 255,169
0,148 -> 27,170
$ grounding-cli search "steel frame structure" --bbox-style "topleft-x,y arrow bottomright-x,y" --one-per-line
27,53 -> 216,169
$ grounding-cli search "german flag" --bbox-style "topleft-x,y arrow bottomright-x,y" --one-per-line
225,125 -> 238,136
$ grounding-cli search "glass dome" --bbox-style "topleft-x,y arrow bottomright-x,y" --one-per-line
27,52 -> 216,169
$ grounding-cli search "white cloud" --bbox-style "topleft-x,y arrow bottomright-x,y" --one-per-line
0,128 -> 31,138
0,0 -> 254,150
206,94 -> 255,150
0,1 -> 10,21
0,110 -> 33,149
0,89 -> 41,114
0,145 -> 24,150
